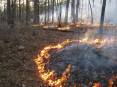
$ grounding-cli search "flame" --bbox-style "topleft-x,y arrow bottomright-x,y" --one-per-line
34,37 -> 115,86
108,75 -> 117,87
58,26 -> 70,30
34,40 -> 72,86
93,82 -> 102,87
79,37 -> 107,47
108,79 -> 113,87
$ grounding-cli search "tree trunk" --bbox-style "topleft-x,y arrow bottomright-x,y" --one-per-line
26,0 -> 30,25
52,0 -> 55,23
71,0 -> 75,23
47,0 -> 50,23
44,0 -> 47,24
11,0 -> 16,25
19,0 -> 21,22
65,0 -> 70,24
89,0 -> 93,24
99,0 -> 107,34
34,0 -> 39,24
7,0 -> 11,25
75,0 -> 80,22
58,0 -> 62,27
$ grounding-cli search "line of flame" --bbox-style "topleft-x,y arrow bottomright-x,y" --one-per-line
34,40 -> 72,86
34,38 -> 114,87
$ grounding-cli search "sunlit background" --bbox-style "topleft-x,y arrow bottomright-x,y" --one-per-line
0,0 -> 117,24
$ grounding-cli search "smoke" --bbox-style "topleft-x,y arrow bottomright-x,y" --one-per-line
81,28 -> 117,62
49,28 -> 117,85
39,0 -> 117,24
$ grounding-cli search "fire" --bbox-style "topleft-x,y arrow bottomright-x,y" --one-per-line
93,82 -> 102,87
58,26 -> 70,30
34,39 -> 72,86
108,75 -> 117,87
79,37 -> 107,47
34,38 -> 115,86
108,79 -> 114,87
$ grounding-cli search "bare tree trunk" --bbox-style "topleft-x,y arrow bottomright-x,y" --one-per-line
75,0 -> 80,22
47,0 -> 50,23
81,0 -> 83,23
71,0 -> 75,23
11,0 -> 16,25
89,0 -> 93,24
58,0 -> 62,27
34,0 -> 39,24
56,0 -> 59,24
99,0 -> 107,34
7,0 -> 16,28
19,0 -> 21,23
21,0 -> 25,23
44,0 -> 47,24
26,0 -> 30,25
52,0 -> 55,23
7,0 -> 11,25
65,0 -> 70,24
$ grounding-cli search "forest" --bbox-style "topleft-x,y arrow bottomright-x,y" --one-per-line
0,0 -> 117,87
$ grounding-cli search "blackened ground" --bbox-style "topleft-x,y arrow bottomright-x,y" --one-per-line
50,41 -> 117,86
0,24 -> 117,87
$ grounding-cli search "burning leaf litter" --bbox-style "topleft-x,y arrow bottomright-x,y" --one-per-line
34,37 -> 117,87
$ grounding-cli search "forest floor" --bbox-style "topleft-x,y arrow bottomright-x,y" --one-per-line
0,24 -> 117,87
0,24 -> 86,87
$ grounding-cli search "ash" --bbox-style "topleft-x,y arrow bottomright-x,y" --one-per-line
49,41 -> 117,86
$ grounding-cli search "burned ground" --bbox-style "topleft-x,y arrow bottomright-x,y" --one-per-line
0,25 -> 117,87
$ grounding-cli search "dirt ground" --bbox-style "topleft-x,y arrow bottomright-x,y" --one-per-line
0,25 -> 80,87
1,24 -> 117,87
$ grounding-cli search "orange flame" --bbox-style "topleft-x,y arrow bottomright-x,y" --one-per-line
93,82 -> 102,87
34,40 -> 72,86
108,79 -> 113,87
34,38 -> 114,86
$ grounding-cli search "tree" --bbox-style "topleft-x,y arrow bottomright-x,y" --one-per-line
19,0 -> 21,22
99,0 -> 107,34
11,0 -> 16,26
58,0 -> 62,27
75,0 -> 80,22
7,0 -> 11,25
89,0 -> 93,24
71,0 -> 75,23
7,0 -> 16,28
44,0 -> 47,24
52,0 -> 55,23
33,0 -> 40,24
47,0 -> 50,22
65,0 -> 70,24
26,0 -> 30,25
